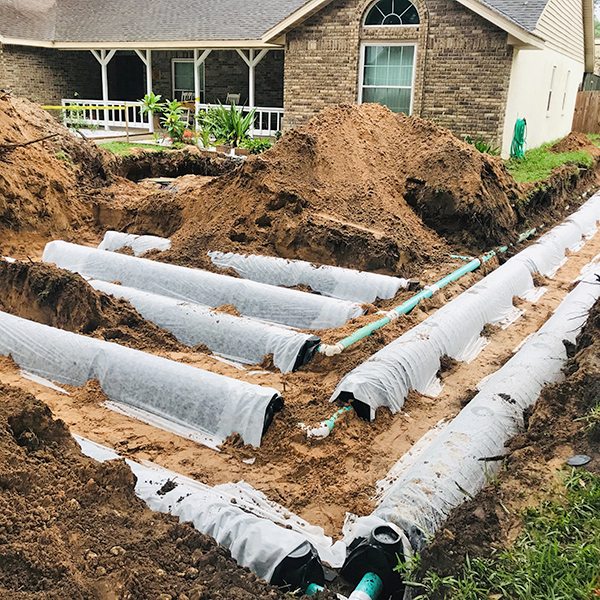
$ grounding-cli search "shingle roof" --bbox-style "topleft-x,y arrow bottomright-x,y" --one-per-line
0,0 -> 551,44
470,0 -> 550,33
0,0 -> 311,42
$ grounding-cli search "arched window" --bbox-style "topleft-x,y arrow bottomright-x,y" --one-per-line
364,0 -> 420,26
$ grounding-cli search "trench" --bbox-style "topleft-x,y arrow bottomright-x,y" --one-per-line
3,193 -> 600,598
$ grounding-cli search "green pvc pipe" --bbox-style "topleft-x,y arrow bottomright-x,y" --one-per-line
306,583 -> 324,595
349,572 -> 383,600
318,229 -> 537,356
334,257 -> 481,350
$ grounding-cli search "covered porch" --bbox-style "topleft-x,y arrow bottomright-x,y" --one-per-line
61,46 -> 284,138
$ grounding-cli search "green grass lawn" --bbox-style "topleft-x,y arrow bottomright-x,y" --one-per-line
505,142 -> 594,183
401,469 -> 600,600
97,141 -> 164,155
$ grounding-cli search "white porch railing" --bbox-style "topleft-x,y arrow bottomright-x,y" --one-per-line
61,99 -> 283,137
61,99 -> 150,131
196,103 -> 283,137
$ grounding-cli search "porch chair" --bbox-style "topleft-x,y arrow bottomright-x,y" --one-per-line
180,91 -> 195,102
225,93 -> 240,105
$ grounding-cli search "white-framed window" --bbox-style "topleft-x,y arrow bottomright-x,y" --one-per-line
364,0 -> 420,25
562,70 -> 570,113
358,43 -> 416,115
547,65 -> 556,113
172,59 -> 204,102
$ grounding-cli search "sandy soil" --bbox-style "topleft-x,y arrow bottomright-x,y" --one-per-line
2,224 -> 599,539
3,94 -> 600,597
419,288 -> 600,578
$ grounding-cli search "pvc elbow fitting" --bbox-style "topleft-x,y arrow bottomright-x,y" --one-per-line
319,342 -> 344,356
306,422 -> 331,439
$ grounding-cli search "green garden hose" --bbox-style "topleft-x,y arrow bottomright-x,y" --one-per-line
510,118 -> 527,159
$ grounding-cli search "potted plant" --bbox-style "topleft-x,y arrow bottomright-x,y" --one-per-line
212,101 -> 256,155
140,92 -> 164,131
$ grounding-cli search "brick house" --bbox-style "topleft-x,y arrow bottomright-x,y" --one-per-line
0,0 -> 595,153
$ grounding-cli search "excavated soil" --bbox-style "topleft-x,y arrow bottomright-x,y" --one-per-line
4,94 -> 600,596
0,382 -> 332,600
0,259 -> 185,353
548,131 -> 600,156
418,292 -> 600,578
135,103 -> 524,276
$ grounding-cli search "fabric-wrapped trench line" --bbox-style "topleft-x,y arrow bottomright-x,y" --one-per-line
89,279 -> 321,373
357,268 -> 600,551
43,241 -> 365,330
76,437 -> 335,582
209,250 -> 409,303
330,192 -> 600,418
0,310 -> 281,446
98,230 -> 171,256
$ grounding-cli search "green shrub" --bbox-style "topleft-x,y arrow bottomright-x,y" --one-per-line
240,137 -> 273,154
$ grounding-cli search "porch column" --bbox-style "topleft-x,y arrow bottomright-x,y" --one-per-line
236,49 -> 269,109
193,49 -> 212,124
134,49 -> 154,132
91,49 -> 117,130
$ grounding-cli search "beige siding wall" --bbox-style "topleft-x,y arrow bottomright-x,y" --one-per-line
534,0 -> 585,62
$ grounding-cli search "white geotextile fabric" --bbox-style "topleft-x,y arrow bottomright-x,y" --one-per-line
0,311 -> 280,446
331,193 -> 600,416
364,270 -> 600,551
89,280 -> 320,373
43,241 -> 364,330
76,437 -> 346,580
98,231 -> 171,256
209,251 -> 409,303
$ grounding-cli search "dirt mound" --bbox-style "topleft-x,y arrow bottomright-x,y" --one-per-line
156,103 -> 522,275
0,382 -> 321,599
0,93 -> 112,235
0,258 -> 184,352
418,292 -> 600,577
547,132 -> 600,156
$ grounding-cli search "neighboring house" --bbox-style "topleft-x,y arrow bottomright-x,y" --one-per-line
0,0 -> 594,154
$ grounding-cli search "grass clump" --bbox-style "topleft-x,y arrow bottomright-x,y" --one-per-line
97,141 -> 161,155
506,143 -> 593,183
400,469 -> 600,599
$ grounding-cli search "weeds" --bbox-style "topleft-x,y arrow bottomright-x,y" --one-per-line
506,142 -> 594,183
464,135 -> 501,156
403,469 -> 600,599
574,401 -> 600,432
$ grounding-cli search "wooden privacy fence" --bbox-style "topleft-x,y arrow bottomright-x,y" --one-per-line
572,90 -> 600,134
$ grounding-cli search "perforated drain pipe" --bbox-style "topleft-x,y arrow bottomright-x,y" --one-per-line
318,229 -> 536,357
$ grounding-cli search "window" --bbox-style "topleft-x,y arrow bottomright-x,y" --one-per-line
562,70 -> 570,112
359,44 -> 415,115
172,59 -> 204,102
364,0 -> 419,26
547,65 -> 556,113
